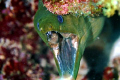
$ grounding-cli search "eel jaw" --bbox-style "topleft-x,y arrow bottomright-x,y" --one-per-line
46,31 -> 82,79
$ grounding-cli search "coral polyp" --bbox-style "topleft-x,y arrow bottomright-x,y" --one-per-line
42,0 -> 120,17
98,0 -> 120,17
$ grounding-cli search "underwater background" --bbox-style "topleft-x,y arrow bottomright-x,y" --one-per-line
0,0 -> 120,80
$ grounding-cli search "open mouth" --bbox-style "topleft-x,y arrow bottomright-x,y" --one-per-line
46,31 -> 79,77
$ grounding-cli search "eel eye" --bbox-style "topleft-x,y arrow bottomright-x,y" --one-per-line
37,22 -> 40,30
57,15 -> 63,23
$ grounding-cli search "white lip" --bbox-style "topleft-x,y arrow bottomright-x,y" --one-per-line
59,75 -> 73,80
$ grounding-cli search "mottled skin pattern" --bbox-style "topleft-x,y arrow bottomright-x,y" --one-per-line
34,0 -> 105,79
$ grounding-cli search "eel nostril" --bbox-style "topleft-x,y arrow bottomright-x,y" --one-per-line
46,31 -> 52,41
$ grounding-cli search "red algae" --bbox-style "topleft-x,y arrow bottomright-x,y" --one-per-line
42,0 -> 101,16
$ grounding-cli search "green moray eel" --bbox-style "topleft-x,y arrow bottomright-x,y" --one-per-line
34,0 -> 105,80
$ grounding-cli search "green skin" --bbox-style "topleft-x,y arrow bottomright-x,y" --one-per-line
34,0 -> 105,79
